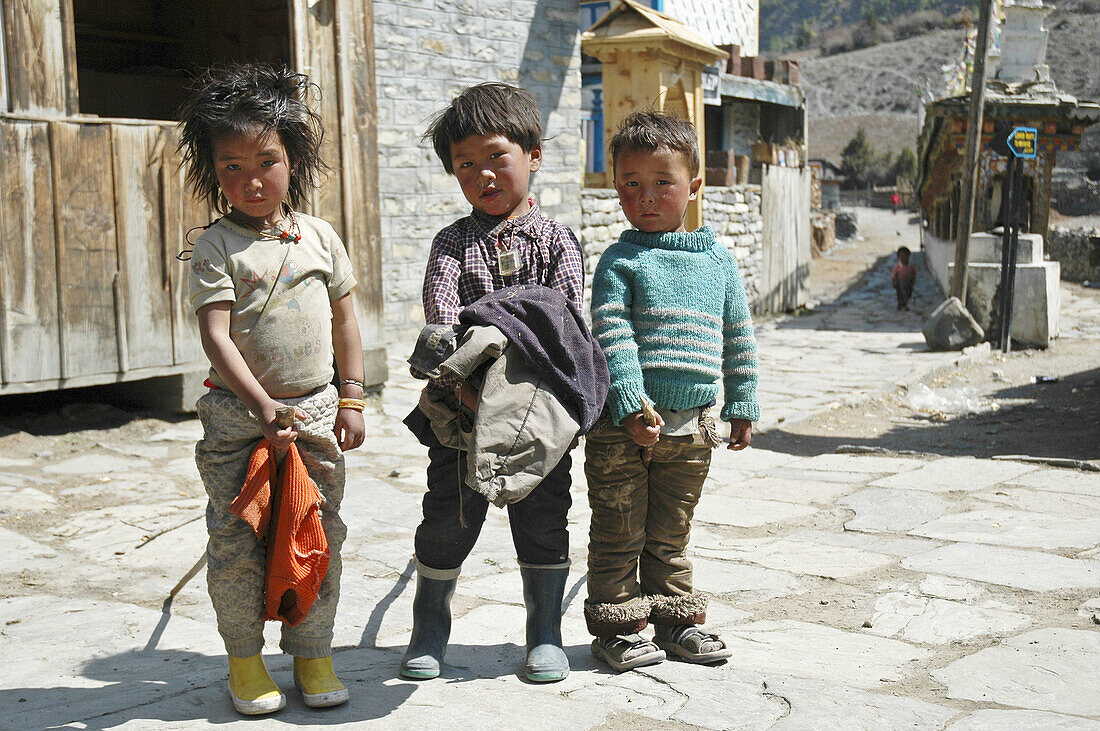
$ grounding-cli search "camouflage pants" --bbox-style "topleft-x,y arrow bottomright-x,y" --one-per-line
195,385 -> 346,658
583,415 -> 712,636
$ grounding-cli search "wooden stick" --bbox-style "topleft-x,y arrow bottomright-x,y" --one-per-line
168,555 -> 207,599
135,513 -> 203,549
640,397 -> 658,466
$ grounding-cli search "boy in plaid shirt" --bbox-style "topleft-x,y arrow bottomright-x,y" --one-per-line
400,82 -> 583,684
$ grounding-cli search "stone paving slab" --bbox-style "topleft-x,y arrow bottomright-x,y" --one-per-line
694,493 -> 818,528
871,457 -> 1037,492
794,529 -> 943,558
0,484 -> 57,512
0,596 -> 224,727
695,537 -> 895,579
909,508 -> 1100,550
868,592 -> 1031,645
948,709 -> 1100,730
721,476 -> 857,505
973,486 -> 1100,516
781,453 -> 927,475
691,557 -> 809,604
839,487 -> 951,534
765,674 -> 958,729
918,575 -> 984,602
721,620 -> 931,688
54,500 -> 205,555
932,628 -> 1100,717
1008,469 -> 1100,497
901,543 -> 1100,591
41,453 -> 152,475
763,466 -> 874,484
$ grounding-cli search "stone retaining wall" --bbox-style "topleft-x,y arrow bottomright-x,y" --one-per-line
1047,226 -> 1100,282
579,186 -> 764,315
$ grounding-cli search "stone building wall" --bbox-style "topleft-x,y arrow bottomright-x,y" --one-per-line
663,0 -> 759,55
579,186 -> 764,317
374,0 -> 582,343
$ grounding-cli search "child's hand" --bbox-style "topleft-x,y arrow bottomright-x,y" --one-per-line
456,381 -> 480,412
624,410 -> 662,447
334,408 -> 365,452
728,419 -> 752,451
259,401 -> 304,450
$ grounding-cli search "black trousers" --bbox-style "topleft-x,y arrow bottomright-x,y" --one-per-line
405,407 -> 572,571
895,279 -> 914,308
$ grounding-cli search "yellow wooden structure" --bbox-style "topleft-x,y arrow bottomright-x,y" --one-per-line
581,0 -> 727,231
0,0 -> 386,400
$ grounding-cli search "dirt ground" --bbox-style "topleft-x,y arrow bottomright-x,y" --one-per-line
755,208 -> 1100,466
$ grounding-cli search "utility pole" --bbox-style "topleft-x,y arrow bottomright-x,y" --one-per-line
950,0 -> 996,302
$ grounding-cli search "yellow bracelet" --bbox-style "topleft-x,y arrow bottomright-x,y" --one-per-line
338,398 -> 366,412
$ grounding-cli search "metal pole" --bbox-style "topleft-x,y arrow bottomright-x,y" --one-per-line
1002,160 -> 1023,352
950,0 -> 996,303
997,155 -> 1017,352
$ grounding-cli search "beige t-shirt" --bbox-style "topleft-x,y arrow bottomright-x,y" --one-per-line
188,212 -> 356,395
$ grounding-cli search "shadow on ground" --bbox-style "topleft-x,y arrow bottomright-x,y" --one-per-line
0,381 -> 192,438
756,365 -> 1100,461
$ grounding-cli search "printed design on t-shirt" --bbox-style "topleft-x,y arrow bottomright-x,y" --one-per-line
240,268 -> 271,296
278,262 -> 298,285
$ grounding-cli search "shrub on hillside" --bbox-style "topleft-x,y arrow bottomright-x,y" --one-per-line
891,10 -> 951,39
822,26 -> 856,55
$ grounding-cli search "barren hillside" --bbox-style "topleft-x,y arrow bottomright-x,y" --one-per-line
802,7 -> 1100,165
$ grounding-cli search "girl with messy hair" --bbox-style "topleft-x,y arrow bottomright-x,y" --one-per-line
178,63 -> 364,715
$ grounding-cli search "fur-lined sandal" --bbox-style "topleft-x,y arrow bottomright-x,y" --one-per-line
591,634 -> 666,672
653,624 -> 732,664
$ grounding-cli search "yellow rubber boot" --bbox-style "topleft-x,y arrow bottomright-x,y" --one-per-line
227,654 -> 285,715
293,656 -> 349,708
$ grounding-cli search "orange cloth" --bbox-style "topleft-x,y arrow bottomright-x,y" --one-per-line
230,440 -> 330,627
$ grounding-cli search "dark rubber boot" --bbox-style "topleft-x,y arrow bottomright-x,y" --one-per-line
520,563 -> 570,683
399,562 -> 459,680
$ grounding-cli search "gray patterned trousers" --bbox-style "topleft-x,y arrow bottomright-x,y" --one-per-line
195,385 -> 346,658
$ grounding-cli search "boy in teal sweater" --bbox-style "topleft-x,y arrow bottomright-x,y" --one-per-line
584,111 -> 759,671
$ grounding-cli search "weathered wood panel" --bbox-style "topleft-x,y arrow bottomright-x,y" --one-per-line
110,125 -> 174,371
49,121 -> 119,377
161,139 -> 209,368
292,0 -> 344,234
759,165 -> 811,314
0,120 -> 60,383
0,8 -> 9,112
334,0 -> 385,356
49,121 -> 121,377
1,0 -> 70,114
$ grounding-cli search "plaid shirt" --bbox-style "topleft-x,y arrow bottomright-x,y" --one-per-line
422,201 -> 584,326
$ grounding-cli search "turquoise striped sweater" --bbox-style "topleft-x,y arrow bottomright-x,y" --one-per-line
591,225 -> 760,425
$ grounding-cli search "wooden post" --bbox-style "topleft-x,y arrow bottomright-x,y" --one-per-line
950,0 -> 995,302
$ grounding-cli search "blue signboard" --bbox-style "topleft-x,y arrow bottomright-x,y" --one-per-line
1007,126 -> 1038,159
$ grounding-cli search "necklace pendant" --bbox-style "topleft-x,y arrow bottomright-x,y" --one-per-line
498,248 -> 521,276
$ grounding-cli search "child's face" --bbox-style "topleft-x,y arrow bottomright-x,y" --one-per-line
212,128 -> 292,227
451,133 -> 541,218
614,147 -> 702,233
898,250 -> 910,264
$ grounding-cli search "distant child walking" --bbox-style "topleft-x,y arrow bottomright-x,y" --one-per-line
892,246 -> 917,310
179,63 -> 365,714
585,111 -> 759,671
400,82 -> 585,684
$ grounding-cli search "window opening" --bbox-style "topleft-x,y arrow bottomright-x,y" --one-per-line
72,0 -> 290,121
